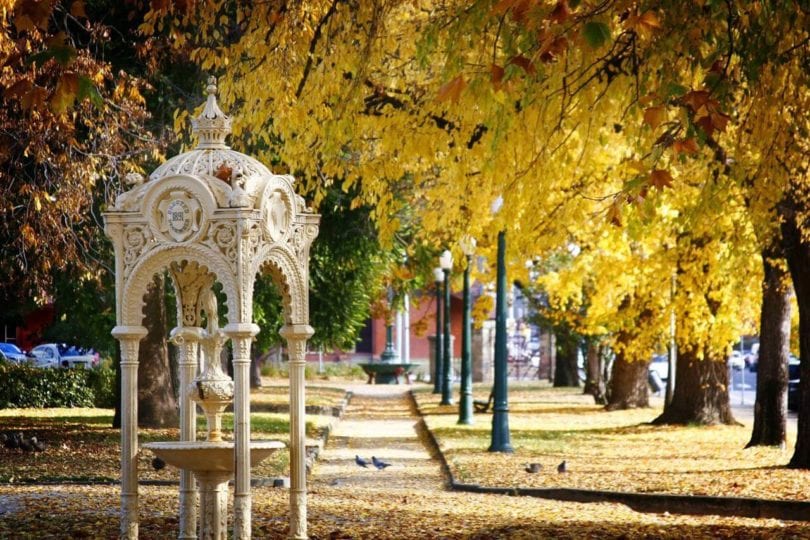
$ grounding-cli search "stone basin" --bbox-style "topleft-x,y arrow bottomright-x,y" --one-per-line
358,363 -> 415,384
143,440 -> 285,473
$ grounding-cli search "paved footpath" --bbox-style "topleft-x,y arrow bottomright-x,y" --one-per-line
310,384 -> 445,491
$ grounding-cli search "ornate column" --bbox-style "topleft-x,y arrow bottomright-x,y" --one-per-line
280,324 -> 314,540
169,326 -> 203,539
112,325 -> 148,540
224,322 -> 260,540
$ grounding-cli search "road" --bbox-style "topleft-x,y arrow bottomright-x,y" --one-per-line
727,367 -> 799,429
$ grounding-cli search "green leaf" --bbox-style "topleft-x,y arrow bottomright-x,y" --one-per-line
78,76 -> 103,108
583,21 -> 611,48
27,44 -> 77,67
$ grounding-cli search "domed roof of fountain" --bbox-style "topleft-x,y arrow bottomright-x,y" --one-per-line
149,77 -> 273,185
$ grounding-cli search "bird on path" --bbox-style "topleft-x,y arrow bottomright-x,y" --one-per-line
355,455 -> 369,468
557,460 -> 568,473
152,457 -> 166,471
525,463 -> 542,473
19,436 -> 34,452
29,436 -> 46,452
371,456 -> 391,470
3,432 -> 21,450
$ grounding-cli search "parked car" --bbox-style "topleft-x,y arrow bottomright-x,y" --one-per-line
0,342 -> 30,363
744,342 -> 760,371
649,354 -> 669,381
728,350 -> 745,371
30,343 -> 98,369
788,355 -> 800,412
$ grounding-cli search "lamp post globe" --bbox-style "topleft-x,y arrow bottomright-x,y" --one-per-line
439,250 -> 454,406
432,267 -> 444,394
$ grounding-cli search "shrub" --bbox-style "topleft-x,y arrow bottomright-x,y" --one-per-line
87,362 -> 116,408
0,360 -> 97,408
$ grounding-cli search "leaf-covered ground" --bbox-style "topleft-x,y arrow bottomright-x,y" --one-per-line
0,384 -> 346,483
2,384 -> 808,538
414,382 -> 810,501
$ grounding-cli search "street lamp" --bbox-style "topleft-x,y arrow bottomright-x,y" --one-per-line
432,267 -> 444,394
458,235 -> 476,425
439,249 -> 454,406
489,198 -> 513,452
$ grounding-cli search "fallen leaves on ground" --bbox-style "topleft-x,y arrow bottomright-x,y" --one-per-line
414,383 -> 810,502
0,384 -> 348,483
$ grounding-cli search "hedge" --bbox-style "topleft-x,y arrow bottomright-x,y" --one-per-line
0,360 -> 114,408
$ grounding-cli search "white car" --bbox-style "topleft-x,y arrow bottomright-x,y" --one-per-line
728,351 -> 745,371
30,343 -> 98,369
649,354 -> 669,381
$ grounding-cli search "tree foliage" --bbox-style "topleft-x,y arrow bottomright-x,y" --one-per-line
1,0 -> 151,303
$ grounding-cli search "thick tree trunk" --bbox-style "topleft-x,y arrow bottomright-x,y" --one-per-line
553,329 -> 580,387
780,211 -> 810,468
653,347 -> 736,425
583,340 -> 606,404
747,248 -> 790,448
606,351 -> 649,410
137,274 -> 178,428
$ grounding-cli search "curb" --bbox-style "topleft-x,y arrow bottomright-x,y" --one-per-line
408,390 -> 810,522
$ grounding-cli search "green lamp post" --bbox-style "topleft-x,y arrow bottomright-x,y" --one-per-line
458,235 -> 476,425
489,198 -> 513,452
440,249 -> 454,406
432,266 -> 444,394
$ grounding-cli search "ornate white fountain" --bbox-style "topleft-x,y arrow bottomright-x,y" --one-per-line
144,290 -> 283,540
104,77 -> 319,539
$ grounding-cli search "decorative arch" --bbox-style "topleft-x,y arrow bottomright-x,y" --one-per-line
122,244 -> 239,327
255,246 -> 308,325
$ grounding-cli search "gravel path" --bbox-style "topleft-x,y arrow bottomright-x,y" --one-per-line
310,384 -> 444,491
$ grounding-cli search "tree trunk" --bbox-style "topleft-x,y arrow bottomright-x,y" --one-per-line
553,329 -> 580,387
250,343 -> 262,389
606,351 -> 649,410
780,210 -> 810,468
583,340 -> 606,404
137,274 -> 178,428
112,343 -> 122,429
747,247 -> 790,448
653,347 -> 736,425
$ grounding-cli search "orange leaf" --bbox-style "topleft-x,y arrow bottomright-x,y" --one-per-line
682,90 -> 711,113
643,106 -> 666,130
70,1 -> 87,18
549,0 -> 571,24
607,200 -> 622,227
673,138 -> 699,155
491,64 -> 505,89
436,75 -> 466,103
649,169 -> 673,190
508,55 -> 536,76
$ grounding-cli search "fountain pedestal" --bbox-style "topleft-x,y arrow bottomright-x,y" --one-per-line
144,441 -> 285,539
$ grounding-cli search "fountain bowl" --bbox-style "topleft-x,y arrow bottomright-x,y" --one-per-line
143,440 -> 285,473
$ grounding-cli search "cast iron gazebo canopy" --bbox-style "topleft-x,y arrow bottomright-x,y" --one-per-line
104,77 -> 319,539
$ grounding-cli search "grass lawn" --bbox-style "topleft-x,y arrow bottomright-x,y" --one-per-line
0,384 -> 348,483
414,382 -> 810,501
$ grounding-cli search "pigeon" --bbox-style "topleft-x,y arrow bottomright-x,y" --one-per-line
354,455 -> 369,468
557,460 -> 568,473
371,456 -> 391,470
152,457 -> 166,471
19,436 -> 34,452
30,437 -> 46,452
4,432 -> 20,449
525,463 -> 542,473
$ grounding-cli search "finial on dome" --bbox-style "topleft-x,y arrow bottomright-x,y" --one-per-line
191,75 -> 232,150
